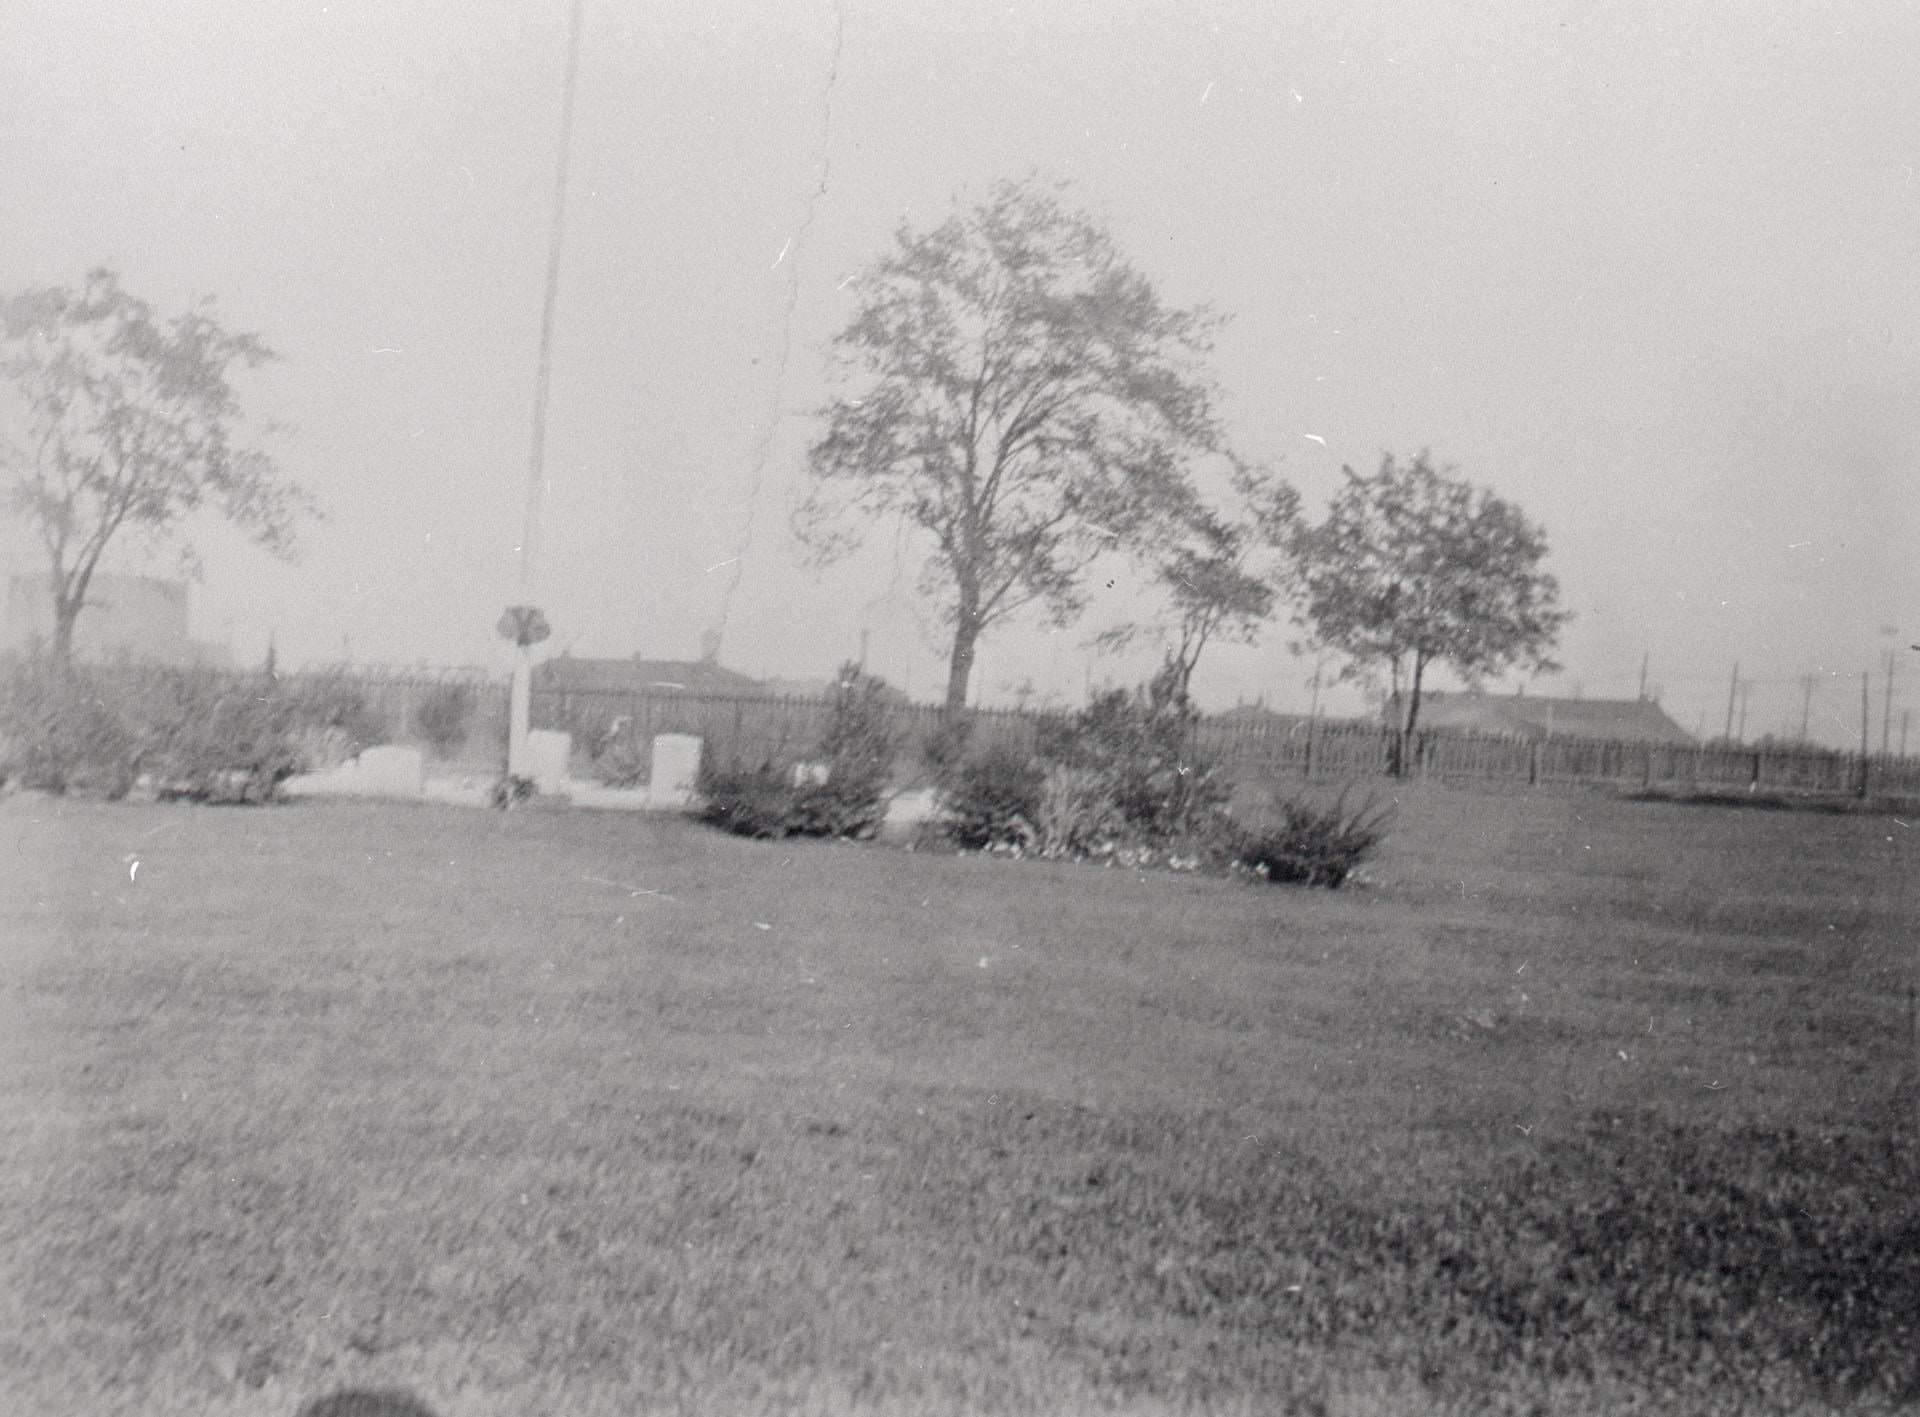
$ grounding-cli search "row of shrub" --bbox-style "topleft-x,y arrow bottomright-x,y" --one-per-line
697,660 -> 1392,887
0,658 -> 387,803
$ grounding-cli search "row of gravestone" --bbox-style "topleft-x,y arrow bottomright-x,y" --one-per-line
286,732 -> 704,808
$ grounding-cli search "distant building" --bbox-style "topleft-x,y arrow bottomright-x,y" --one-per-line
2,573 -> 230,667
1409,689 -> 1693,744
533,651 -> 766,696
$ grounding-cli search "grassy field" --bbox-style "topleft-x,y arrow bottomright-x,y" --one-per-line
1,785 -> 1915,1416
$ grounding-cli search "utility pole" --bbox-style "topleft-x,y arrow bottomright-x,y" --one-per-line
1903,709 -> 1911,759
1736,681 -> 1752,744
1723,661 -> 1740,744
1798,674 -> 1818,744
1883,650 -> 1897,756
1638,651 -> 1649,702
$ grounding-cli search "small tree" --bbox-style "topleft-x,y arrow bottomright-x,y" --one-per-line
1095,463 -> 1300,699
1,269 -> 314,665
1293,451 -> 1570,774
797,176 -> 1229,715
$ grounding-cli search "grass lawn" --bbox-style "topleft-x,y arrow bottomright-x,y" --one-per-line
1,786 -> 1915,1416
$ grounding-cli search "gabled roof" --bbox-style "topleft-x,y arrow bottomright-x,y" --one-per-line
533,654 -> 765,695
1415,691 -> 1693,744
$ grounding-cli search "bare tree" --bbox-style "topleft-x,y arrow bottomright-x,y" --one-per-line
1,269 -> 314,664
797,177 -> 1229,713
1294,451 -> 1570,773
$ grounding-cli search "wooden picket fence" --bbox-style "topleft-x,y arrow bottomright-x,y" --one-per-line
513,682 -> 1920,799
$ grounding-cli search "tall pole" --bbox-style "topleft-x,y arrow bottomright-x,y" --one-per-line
1736,682 -> 1751,744
510,0 -> 587,779
521,0 -> 588,598
1798,674 -> 1817,744
1723,661 -> 1739,744
1638,651 -> 1649,702
1882,651 -> 1897,756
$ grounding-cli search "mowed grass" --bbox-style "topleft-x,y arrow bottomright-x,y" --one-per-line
0,787 -> 1915,1416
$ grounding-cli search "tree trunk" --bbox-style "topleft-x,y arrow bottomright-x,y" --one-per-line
943,616 -> 980,715
49,596 -> 82,668
1394,652 -> 1429,779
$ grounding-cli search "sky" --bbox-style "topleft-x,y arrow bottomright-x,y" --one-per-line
4,0 -> 1917,746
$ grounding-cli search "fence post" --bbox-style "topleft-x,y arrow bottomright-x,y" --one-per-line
1750,750 -> 1762,791
1527,740 -> 1539,787
1303,718 -> 1316,781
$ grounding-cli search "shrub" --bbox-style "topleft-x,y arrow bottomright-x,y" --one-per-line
279,671 -> 388,755
1032,764 -> 1124,857
1229,784 -> 1394,888
698,665 -> 901,840
937,745 -> 1043,849
1038,661 -> 1229,841
0,658 -> 140,797
414,682 -> 475,759
697,757 -> 798,838
132,666 -> 303,804
593,736 -> 649,788
920,714 -> 975,788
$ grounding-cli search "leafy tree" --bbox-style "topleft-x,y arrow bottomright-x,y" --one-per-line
0,269 -> 314,665
1294,451 -> 1570,773
797,176 -> 1229,713
1095,463 -> 1300,699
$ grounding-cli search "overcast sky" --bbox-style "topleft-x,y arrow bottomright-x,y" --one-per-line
4,0 -> 1916,743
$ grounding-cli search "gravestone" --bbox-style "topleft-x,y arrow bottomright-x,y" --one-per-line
649,734 -> 702,808
355,745 -> 424,798
525,729 -> 571,793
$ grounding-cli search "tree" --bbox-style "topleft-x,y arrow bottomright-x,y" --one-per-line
1293,451 -> 1570,773
797,176 -> 1229,713
1,269 -> 313,665
1094,463 -> 1300,700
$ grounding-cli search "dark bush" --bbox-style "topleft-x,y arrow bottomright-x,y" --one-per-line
1037,660 -> 1229,842
698,665 -> 900,840
414,682 -> 475,759
1229,784 -> 1394,888
938,745 -> 1044,849
697,757 -> 799,838
791,664 -> 897,837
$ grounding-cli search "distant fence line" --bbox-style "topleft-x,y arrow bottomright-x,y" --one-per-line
52,663 -> 1918,796
508,681 -> 1920,799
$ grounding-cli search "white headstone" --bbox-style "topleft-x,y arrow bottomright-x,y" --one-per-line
525,729 -> 571,793
355,745 -> 425,798
650,734 -> 703,808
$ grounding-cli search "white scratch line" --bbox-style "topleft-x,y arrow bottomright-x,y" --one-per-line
1199,80 -> 1214,104
836,272 -> 856,289
771,236 -> 793,269
1786,540 -> 1812,549
129,860 -> 140,883
705,556 -> 740,573
370,347 -> 403,355
1292,88 -> 1304,104
1302,433 -> 1327,446
579,874 -> 677,901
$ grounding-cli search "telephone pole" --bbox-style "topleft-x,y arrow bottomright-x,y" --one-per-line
1638,651 -> 1649,701
1723,661 -> 1740,744
1797,674 -> 1818,744
1737,681 -> 1752,744
1883,651 -> 1897,756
